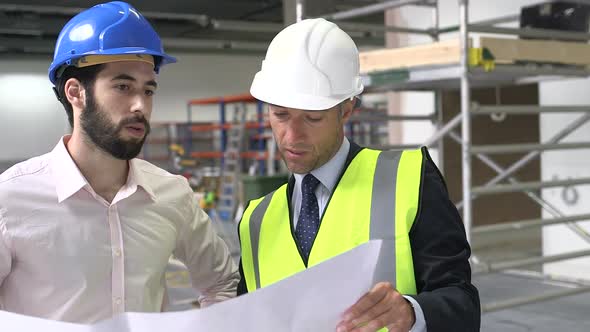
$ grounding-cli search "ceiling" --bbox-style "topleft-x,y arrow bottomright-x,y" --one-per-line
0,0 -> 397,56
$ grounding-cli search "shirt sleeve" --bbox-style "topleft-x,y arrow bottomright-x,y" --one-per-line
404,295 -> 426,332
0,210 -> 12,286
173,188 -> 239,307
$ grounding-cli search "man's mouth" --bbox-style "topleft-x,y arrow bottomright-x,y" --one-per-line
124,123 -> 146,137
285,148 -> 308,157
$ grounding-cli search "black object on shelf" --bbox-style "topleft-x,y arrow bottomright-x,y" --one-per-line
520,1 -> 590,40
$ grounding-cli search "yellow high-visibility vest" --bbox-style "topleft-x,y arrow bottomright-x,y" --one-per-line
239,148 -> 424,296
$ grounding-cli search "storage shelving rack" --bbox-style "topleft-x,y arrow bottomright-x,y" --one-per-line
185,93 -> 278,175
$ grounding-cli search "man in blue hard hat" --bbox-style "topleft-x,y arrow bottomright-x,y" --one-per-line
0,1 -> 238,323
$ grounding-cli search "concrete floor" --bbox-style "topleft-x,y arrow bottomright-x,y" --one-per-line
472,226 -> 590,331
477,272 -> 590,331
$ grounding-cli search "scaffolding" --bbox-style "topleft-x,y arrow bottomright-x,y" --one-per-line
305,0 -> 590,314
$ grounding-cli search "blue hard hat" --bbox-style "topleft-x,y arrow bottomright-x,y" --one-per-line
48,1 -> 177,84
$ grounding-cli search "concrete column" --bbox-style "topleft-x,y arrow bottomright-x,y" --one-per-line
385,9 -> 405,145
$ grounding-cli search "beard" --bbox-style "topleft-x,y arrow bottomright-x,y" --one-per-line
80,91 -> 151,160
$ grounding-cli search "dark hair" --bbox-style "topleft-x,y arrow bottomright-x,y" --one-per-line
54,64 -> 105,128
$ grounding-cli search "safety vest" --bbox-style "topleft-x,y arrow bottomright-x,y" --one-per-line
239,148 -> 424,295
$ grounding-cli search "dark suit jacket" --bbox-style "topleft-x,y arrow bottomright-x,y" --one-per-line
236,142 -> 481,332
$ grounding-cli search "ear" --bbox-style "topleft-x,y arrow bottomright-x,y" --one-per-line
64,78 -> 86,109
340,98 -> 355,123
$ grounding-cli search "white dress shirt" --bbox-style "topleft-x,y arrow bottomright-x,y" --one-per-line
292,137 -> 427,332
0,136 -> 238,323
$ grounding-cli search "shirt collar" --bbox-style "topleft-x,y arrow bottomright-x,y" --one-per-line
294,137 -> 350,193
128,159 -> 157,202
51,135 -> 91,203
51,135 -> 157,203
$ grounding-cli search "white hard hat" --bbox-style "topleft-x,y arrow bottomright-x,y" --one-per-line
250,18 -> 364,111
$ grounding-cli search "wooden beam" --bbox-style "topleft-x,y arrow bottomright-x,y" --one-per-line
359,39 -> 461,73
359,37 -> 590,74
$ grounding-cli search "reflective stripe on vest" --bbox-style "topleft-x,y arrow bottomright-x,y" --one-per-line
239,148 -> 423,295
370,149 -> 402,286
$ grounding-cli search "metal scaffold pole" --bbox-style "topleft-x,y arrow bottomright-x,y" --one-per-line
459,0 -> 473,246
296,0 -> 304,22
323,0 -> 433,21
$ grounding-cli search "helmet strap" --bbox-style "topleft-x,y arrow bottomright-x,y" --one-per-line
52,86 -> 63,103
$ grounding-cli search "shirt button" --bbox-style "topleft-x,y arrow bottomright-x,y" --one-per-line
114,248 -> 122,257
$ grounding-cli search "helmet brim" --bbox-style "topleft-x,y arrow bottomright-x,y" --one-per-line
250,73 -> 363,111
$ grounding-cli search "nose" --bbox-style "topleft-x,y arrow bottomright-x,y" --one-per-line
283,116 -> 307,143
130,93 -> 150,116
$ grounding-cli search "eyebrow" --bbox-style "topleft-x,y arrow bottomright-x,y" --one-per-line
111,74 -> 158,88
269,104 -> 286,110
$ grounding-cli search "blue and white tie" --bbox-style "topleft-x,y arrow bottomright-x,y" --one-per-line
295,174 -> 321,262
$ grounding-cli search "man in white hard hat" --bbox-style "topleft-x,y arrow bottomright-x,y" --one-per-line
237,18 -> 480,332
0,1 -> 238,323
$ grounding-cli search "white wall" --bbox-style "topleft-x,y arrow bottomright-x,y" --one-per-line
0,52 -> 263,165
152,52 -> 263,123
393,0 -> 590,279
0,57 -> 69,163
